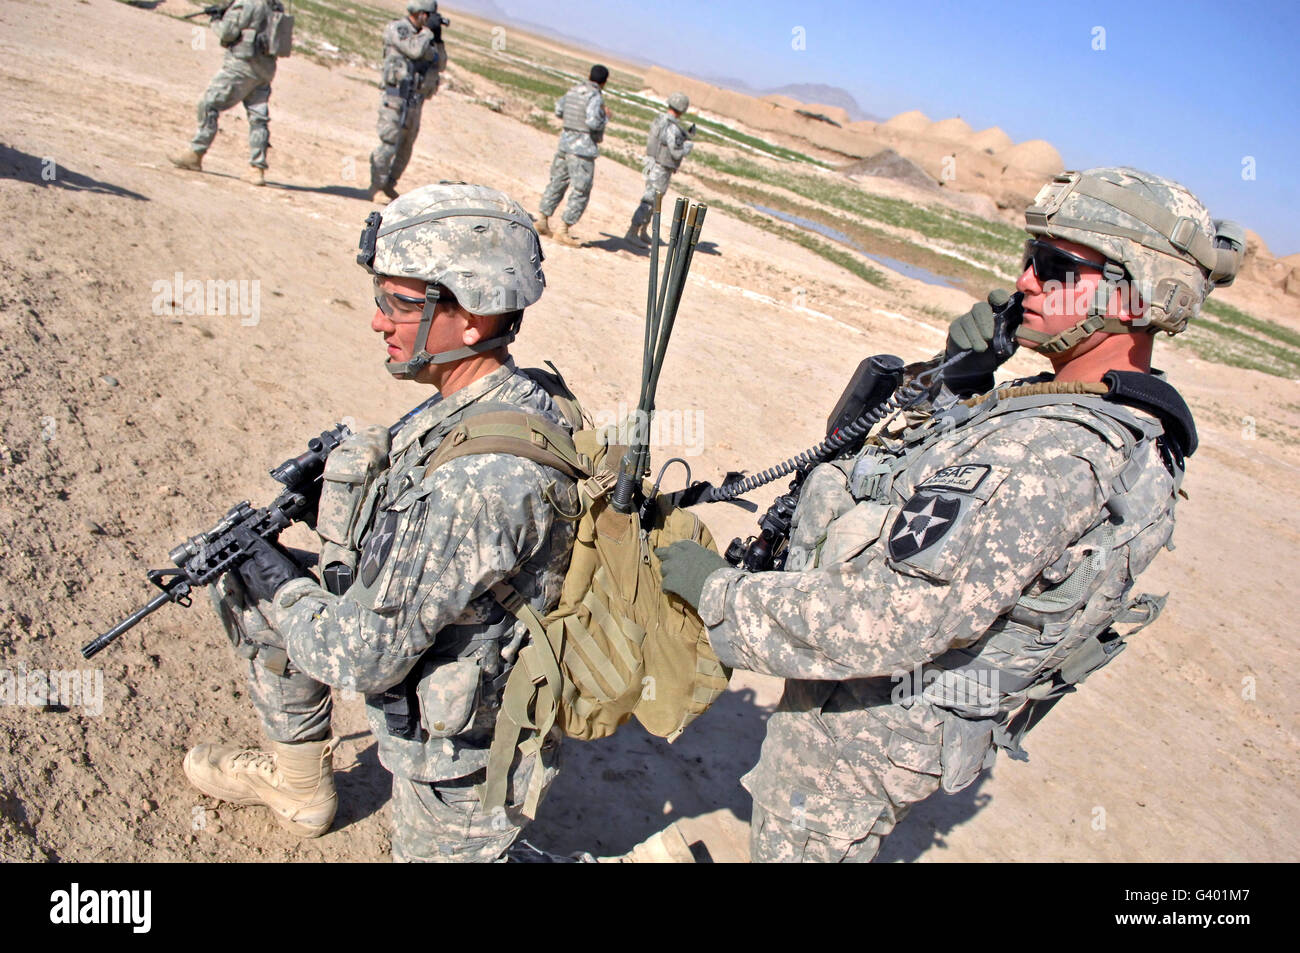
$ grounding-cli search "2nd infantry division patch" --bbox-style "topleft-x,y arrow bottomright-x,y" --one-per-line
888,493 -> 961,561
359,509 -> 400,587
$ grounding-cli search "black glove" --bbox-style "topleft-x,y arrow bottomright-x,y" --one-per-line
943,289 -> 1022,393
655,541 -> 729,612
686,122 -> 697,138
236,535 -> 310,603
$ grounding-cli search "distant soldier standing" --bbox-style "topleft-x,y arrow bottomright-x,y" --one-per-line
536,65 -> 609,247
368,0 -> 448,203
171,0 -> 292,186
625,93 -> 694,246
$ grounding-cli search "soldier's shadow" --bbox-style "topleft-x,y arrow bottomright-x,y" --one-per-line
876,770 -> 994,863
0,143 -> 148,201
585,233 -> 722,257
525,686 -> 768,859
268,182 -> 376,201
330,733 -> 389,831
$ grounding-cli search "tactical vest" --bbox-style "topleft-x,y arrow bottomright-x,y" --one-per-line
561,82 -> 599,132
645,113 -> 667,160
650,115 -> 685,170
314,367 -> 728,811
793,383 -> 1184,783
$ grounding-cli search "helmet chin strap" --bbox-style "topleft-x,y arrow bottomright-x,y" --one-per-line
1016,262 -> 1142,355
385,285 -> 522,379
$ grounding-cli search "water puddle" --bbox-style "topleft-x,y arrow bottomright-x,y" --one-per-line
750,204 -> 959,288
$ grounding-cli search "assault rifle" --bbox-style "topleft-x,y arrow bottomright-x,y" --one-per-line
81,396 -> 441,659
182,3 -> 232,20
711,293 -> 1024,571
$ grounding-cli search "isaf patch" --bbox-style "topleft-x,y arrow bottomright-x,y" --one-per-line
888,493 -> 961,561
359,509 -> 400,588
917,464 -> 991,494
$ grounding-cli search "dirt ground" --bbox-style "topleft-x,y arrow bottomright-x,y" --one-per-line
0,0 -> 1296,863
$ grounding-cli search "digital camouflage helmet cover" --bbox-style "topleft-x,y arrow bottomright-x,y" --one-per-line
1020,166 -> 1244,353
357,182 -> 546,379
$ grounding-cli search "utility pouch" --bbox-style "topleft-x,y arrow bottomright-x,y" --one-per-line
382,58 -> 406,88
939,712 -> 996,794
419,657 -> 483,738
317,425 -> 391,547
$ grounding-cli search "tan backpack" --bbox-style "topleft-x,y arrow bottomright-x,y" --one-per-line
423,366 -> 730,817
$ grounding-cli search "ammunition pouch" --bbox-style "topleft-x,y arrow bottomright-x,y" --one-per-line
317,425 -> 391,593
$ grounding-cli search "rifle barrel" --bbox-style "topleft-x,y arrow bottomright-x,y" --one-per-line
82,584 -> 184,659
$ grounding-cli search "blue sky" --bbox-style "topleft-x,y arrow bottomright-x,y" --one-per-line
460,0 -> 1300,256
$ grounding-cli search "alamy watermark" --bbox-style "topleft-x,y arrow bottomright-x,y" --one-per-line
50,883 -> 151,933
591,403 -> 706,457
1036,274 -> 1156,327
891,663 -> 1000,716
1,664 -> 103,716
151,271 -> 261,327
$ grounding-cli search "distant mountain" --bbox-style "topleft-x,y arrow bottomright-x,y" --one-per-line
699,75 -> 880,123
763,84 -> 880,123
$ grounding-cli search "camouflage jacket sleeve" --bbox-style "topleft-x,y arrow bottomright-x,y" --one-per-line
388,20 -> 434,60
663,120 -> 693,163
269,454 -> 561,694
697,421 -> 1109,681
585,90 -> 607,135
216,0 -> 257,46
553,93 -> 566,118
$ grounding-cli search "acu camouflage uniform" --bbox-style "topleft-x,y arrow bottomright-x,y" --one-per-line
539,81 -> 607,226
698,374 -> 1191,862
190,0 -> 279,168
633,111 -> 693,225
369,18 -> 444,195
211,360 -> 578,862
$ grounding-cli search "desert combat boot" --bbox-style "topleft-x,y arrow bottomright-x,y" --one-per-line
170,149 -> 204,171
554,220 -> 580,247
534,212 -> 551,236
183,738 -> 337,838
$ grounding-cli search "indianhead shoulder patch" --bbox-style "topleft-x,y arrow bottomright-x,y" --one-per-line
888,493 -> 961,561
358,509 -> 400,588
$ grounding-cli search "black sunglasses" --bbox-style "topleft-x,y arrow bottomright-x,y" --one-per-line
1023,240 -> 1119,284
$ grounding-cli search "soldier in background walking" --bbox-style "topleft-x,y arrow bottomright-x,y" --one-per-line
536,65 -> 609,247
625,93 -> 695,246
171,0 -> 290,186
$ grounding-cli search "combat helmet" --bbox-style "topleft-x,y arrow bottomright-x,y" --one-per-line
1020,167 -> 1244,352
667,92 -> 690,114
357,182 -> 545,379
406,0 -> 438,13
